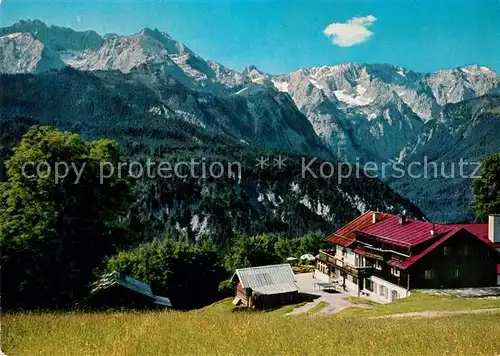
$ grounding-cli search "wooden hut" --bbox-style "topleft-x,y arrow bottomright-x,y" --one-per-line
231,264 -> 299,309
90,271 -> 171,309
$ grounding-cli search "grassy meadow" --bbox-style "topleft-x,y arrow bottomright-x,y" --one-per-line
3,293 -> 500,356
340,291 -> 500,317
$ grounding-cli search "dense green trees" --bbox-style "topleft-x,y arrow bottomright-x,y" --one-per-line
472,153 -> 500,222
274,232 -> 330,261
105,238 -> 224,310
0,121 -> 422,310
224,234 -> 281,272
1,113 -> 422,249
0,126 -> 133,309
224,232 -> 328,272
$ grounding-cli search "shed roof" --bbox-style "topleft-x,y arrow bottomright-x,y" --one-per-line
233,264 -> 298,296
91,271 -> 154,297
91,271 -> 172,307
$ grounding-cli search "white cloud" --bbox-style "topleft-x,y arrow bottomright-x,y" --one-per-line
323,15 -> 377,47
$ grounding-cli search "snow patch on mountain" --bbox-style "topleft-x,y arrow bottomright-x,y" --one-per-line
308,78 -> 324,90
271,79 -> 289,93
333,88 -> 374,107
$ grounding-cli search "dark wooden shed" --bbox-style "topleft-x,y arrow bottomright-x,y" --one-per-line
231,264 -> 299,309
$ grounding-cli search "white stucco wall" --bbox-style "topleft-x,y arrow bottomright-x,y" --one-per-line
362,276 -> 409,302
334,246 -> 357,266
344,274 -> 358,292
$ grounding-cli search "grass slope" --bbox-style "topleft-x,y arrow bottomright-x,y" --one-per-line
339,292 -> 500,317
197,297 -> 307,315
3,293 -> 500,355
3,311 -> 500,355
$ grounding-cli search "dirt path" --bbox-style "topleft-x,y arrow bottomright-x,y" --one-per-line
368,307 -> 500,319
287,295 -> 370,315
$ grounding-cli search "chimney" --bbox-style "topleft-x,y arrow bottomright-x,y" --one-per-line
488,215 -> 500,244
372,212 -> 381,224
399,214 -> 407,225
430,223 -> 436,236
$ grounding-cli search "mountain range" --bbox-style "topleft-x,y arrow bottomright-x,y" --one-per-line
1,19 -> 499,223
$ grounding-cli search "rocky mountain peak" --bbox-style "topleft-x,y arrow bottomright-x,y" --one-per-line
0,32 -> 65,73
243,65 -> 267,79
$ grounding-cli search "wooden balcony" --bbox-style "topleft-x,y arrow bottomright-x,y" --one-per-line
318,250 -> 373,277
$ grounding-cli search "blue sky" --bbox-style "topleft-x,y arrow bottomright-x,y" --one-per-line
1,0 -> 499,74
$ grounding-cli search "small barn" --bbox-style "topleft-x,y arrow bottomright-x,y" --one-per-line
231,264 -> 299,309
90,271 -> 172,309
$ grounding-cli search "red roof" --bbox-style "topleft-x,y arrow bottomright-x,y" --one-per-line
358,215 -> 451,247
387,258 -> 406,269
384,227 -> 494,270
352,248 -> 368,256
450,224 -> 489,244
325,211 -> 381,247
325,235 -> 354,247
357,215 -> 491,249
395,228 -> 461,269
325,212 -> 497,270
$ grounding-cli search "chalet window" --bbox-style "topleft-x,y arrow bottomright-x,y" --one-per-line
391,267 -> 400,277
380,285 -> 387,297
364,258 -> 373,267
454,269 -> 460,278
365,279 -> 373,292
353,276 -> 358,285
424,269 -> 434,280
443,246 -> 451,256
355,255 -> 360,267
374,260 -> 382,270
342,249 -> 347,258
463,245 -> 469,256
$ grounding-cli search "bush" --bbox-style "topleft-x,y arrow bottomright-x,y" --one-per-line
224,234 -> 280,271
218,279 -> 236,298
104,238 -> 225,310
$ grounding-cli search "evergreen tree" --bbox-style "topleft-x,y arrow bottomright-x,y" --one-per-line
472,153 -> 500,222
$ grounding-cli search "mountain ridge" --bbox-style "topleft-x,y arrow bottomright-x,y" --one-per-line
1,19 -> 499,222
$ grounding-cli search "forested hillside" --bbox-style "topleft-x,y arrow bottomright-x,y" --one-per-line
0,124 -> 421,310
0,69 -> 423,244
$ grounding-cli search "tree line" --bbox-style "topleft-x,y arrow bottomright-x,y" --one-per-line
2,125 -> 496,310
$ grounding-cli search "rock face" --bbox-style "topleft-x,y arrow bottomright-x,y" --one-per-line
389,97 -> 500,222
1,19 -> 499,222
0,21 -> 330,160
0,19 -> 104,51
426,66 -> 499,106
267,63 -> 499,163
0,33 -> 65,73
0,70 -> 424,242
